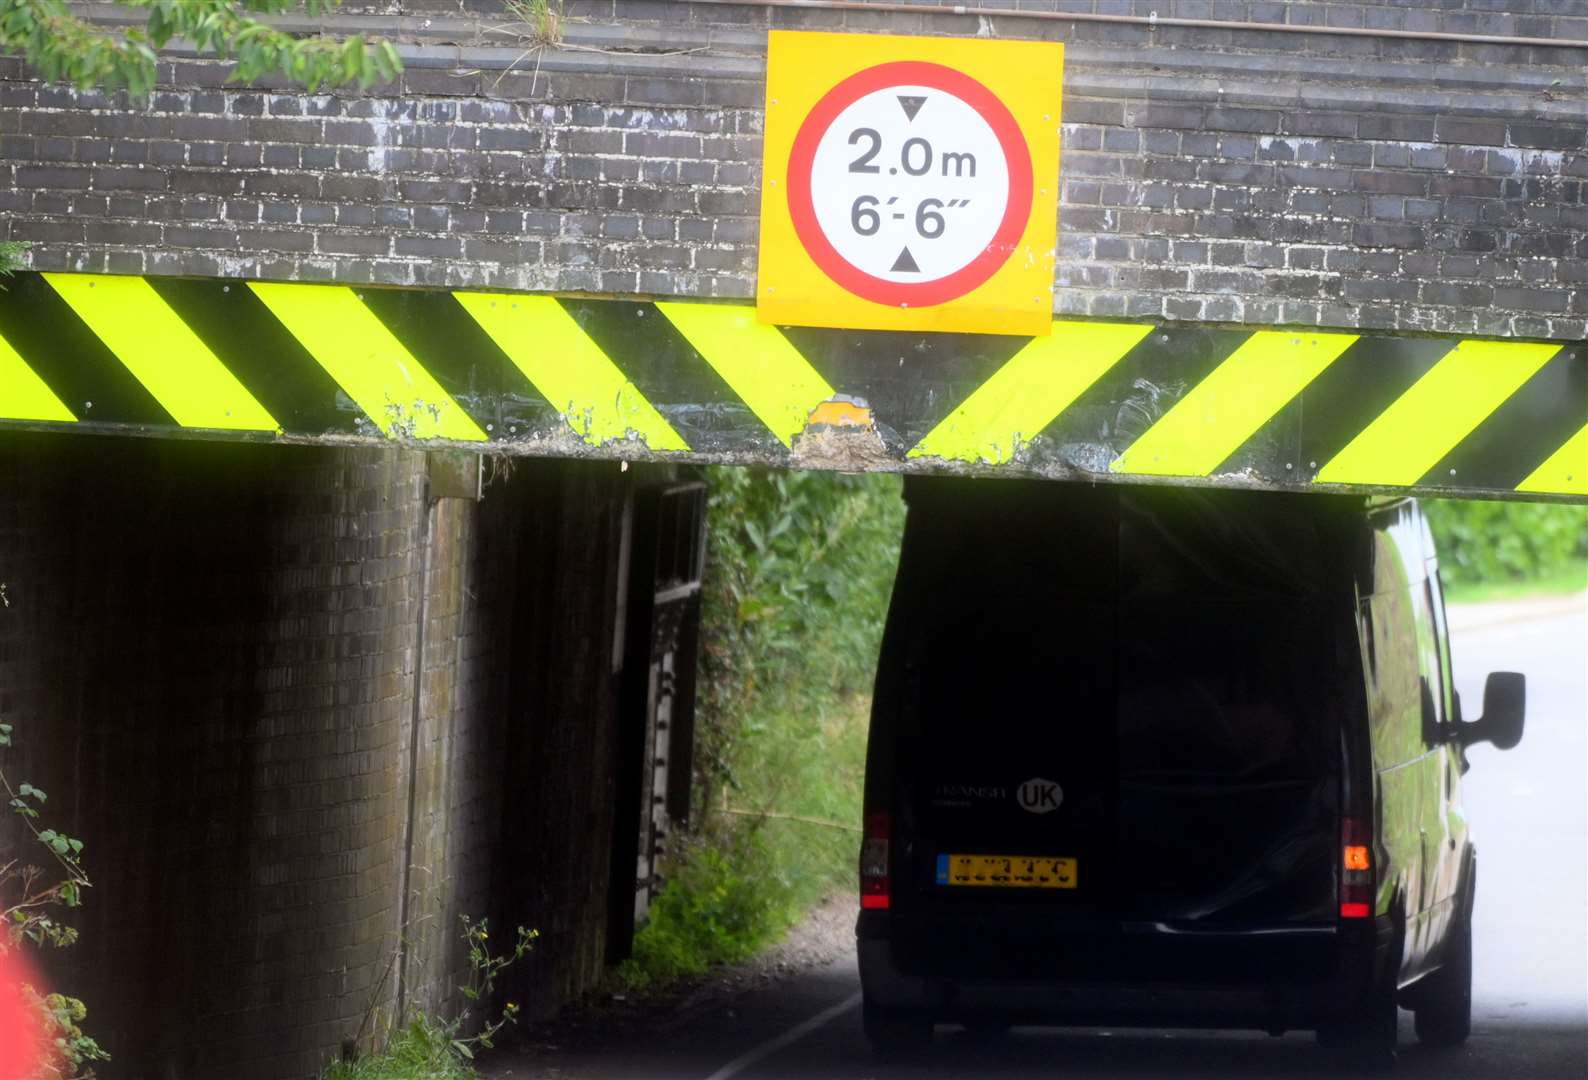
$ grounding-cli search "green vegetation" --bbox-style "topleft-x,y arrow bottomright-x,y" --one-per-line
618,468 -> 905,988
505,0 -> 565,48
319,1022 -> 475,1080
0,0 -> 401,96
1439,557 -> 1588,605
1424,499 -> 1588,601
0,241 -> 25,276
322,919 -> 534,1080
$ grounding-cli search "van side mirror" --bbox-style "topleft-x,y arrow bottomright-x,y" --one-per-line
1458,672 -> 1525,751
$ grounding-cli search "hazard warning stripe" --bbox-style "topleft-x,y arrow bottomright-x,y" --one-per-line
0,329 -> 74,422
0,272 -> 1582,504
1314,340 -> 1562,488
455,292 -> 688,451
1112,330 -> 1358,478
657,302 -> 835,449
248,282 -> 486,443
46,273 -> 278,432
910,322 -> 1152,465
1517,423 -> 1588,497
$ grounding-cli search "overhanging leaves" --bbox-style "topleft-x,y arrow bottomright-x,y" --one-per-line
0,0 -> 402,95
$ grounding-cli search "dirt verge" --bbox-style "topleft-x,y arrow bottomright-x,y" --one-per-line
492,892 -> 858,1059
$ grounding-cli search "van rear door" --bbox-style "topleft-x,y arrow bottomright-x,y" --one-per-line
881,484 -> 1345,940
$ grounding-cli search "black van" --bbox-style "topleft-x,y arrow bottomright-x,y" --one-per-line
857,479 -> 1525,1066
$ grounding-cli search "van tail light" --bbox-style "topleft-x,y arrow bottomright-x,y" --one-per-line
1340,816 -> 1373,919
860,810 -> 890,910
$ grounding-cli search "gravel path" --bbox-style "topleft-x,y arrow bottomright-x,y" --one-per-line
677,891 -> 857,1004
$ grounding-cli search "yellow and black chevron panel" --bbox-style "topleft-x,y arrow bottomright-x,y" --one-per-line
0,271 -> 1583,502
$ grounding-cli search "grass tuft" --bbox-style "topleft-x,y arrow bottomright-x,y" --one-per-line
321,1017 -> 476,1080
506,0 -> 564,48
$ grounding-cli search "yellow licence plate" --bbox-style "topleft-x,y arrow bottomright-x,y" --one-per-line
936,854 -> 1077,889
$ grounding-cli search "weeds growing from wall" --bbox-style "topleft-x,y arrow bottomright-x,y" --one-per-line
504,0 -> 565,48
323,918 -> 535,1080
618,468 -> 905,988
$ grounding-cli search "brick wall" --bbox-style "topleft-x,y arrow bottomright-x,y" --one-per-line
0,435 -> 635,1077
0,437 -> 424,1077
398,459 -> 640,1027
0,1 -> 1583,337
494,459 -> 634,1013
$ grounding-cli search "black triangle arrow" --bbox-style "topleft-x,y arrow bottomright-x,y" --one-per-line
891,247 -> 920,273
897,95 -> 926,122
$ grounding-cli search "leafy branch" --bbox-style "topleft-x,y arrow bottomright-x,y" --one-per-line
1,747 -> 91,947
0,0 -> 402,96
0,240 -> 26,276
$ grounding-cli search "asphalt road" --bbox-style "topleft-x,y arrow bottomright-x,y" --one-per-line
490,593 -> 1588,1080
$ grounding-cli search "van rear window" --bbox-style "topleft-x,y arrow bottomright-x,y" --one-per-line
1117,601 -> 1335,782
894,484 -> 1347,776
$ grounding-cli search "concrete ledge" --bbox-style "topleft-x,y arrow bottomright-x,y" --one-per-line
87,36 -> 1585,127
67,3 -> 1588,91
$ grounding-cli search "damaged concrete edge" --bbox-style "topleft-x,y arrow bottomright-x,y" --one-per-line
555,393 -> 689,455
790,394 -> 895,472
6,418 -> 1585,504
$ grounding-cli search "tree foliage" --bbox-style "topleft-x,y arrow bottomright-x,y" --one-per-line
1424,498 -> 1588,586
0,0 -> 400,96
693,467 -> 905,816
0,241 -> 25,276
619,469 -> 906,988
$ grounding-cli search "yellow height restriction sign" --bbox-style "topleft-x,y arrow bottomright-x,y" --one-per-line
758,31 -> 1063,337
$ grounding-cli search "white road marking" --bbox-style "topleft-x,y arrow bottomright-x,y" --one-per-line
702,991 -> 863,1080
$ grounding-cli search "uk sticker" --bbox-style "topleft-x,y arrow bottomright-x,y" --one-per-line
1018,778 -> 1063,814
758,31 -> 1063,337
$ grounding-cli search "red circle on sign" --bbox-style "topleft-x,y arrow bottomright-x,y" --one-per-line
785,61 -> 1035,309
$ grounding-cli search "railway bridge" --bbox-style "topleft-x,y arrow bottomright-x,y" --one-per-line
0,2 -> 1583,1076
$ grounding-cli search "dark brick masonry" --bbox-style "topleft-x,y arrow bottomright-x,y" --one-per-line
0,436 -> 636,1078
